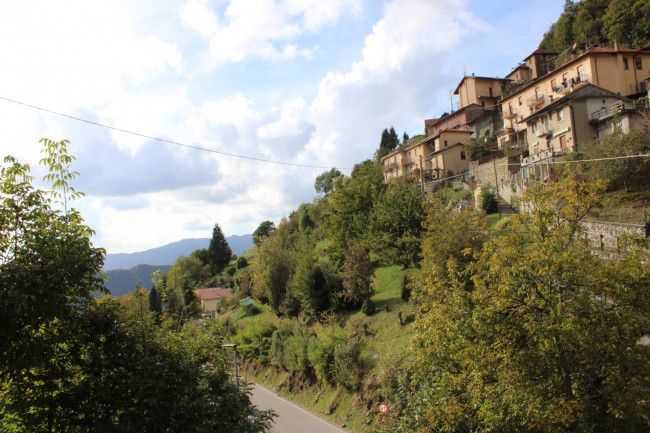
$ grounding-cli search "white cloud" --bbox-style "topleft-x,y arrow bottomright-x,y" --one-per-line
179,0 -> 220,37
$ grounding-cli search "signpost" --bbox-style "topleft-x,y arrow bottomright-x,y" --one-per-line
378,403 -> 388,426
221,343 -> 239,387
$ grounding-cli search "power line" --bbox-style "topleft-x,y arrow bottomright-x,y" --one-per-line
0,95 -> 353,171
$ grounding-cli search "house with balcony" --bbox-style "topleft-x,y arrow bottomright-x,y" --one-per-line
519,84 -> 643,180
381,136 -> 435,183
422,130 -> 472,181
498,45 -> 650,155
453,74 -> 510,110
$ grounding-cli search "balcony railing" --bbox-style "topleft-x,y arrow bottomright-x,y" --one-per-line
552,73 -> 590,95
401,155 -> 414,165
534,124 -> 553,137
503,110 -> 517,119
382,162 -> 398,172
589,100 -> 641,122
522,148 -> 567,165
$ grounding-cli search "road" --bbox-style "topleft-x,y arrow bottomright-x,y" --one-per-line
250,383 -> 348,433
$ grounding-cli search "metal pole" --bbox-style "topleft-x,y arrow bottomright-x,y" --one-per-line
234,347 -> 239,388
493,159 -> 502,219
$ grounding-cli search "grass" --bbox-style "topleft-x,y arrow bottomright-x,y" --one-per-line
589,189 -> 650,225
225,263 -> 417,432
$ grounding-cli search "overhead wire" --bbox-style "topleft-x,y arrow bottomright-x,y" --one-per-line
0,95 -> 354,171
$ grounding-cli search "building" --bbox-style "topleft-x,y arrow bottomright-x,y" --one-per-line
423,130 -> 472,180
194,287 -> 231,316
453,74 -> 510,110
424,104 -> 485,136
519,84 -> 645,180
498,46 -> 650,155
381,136 -> 434,183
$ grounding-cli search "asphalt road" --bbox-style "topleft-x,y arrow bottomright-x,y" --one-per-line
250,383 -> 348,433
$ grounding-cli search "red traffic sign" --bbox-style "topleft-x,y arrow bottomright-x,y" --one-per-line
378,403 -> 388,413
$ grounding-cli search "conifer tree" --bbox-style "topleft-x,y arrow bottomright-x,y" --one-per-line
208,223 -> 232,275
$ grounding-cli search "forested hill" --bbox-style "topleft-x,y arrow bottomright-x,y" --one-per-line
103,264 -> 172,297
539,0 -> 650,51
103,235 -> 253,270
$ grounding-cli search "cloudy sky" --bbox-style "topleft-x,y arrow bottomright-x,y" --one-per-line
0,0 -> 564,254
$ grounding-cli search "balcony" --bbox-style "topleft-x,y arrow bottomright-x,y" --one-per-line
552,73 -> 590,95
589,100 -> 638,123
503,110 -> 517,119
382,162 -> 398,173
526,94 -> 545,107
533,124 -> 553,137
401,155 -> 414,166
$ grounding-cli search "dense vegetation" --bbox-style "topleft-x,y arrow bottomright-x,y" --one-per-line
0,139 -> 273,432
540,0 -> 650,51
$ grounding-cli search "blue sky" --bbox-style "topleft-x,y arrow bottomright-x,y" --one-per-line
0,0 -> 565,253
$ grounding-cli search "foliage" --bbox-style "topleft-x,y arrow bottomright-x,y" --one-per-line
0,140 -> 105,375
361,298 -> 376,316
368,181 -> 425,268
308,329 -> 361,388
234,321 -> 276,364
0,140 -> 272,432
252,229 -> 294,314
253,220 -> 276,246
209,223 -> 233,274
579,130 -> 650,192
314,168 -> 343,195
339,242 -> 375,308
479,188 -> 498,213
400,273 -> 411,302
540,0 -> 650,51
269,325 -> 313,375
405,176 -> 650,432
237,255 -> 249,269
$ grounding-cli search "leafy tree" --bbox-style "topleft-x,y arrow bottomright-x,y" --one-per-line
388,127 -> 399,150
236,255 -> 249,269
314,168 -> 343,195
368,180 -> 425,268
402,132 -> 410,145
252,230 -> 294,314
253,220 -> 276,246
604,0 -> 650,48
339,242 -> 375,308
405,176 -> 650,432
190,247 -> 211,266
0,139 -> 105,374
208,223 -> 233,274
148,285 -> 162,319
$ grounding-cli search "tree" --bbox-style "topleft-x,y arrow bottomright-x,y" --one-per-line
405,176 -> 650,432
314,168 -> 343,195
253,220 -> 276,246
402,132 -> 409,145
339,241 -> 375,308
208,223 -> 233,274
388,127 -> 399,150
368,180 -> 425,268
148,285 -> 162,318
252,231 -> 294,314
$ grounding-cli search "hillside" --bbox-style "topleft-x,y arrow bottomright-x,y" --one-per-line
103,235 -> 254,270
103,264 -> 172,297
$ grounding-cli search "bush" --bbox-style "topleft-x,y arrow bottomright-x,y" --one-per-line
361,298 -> 376,316
270,326 -> 312,374
480,189 -> 498,214
308,329 -> 361,388
333,342 -> 361,389
233,321 -> 275,363
235,303 -> 260,319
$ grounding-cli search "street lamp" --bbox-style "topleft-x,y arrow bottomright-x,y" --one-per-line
221,343 -> 239,387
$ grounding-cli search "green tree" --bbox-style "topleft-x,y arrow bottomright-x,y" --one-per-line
604,0 -> 650,48
314,168 -> 343,195
368,180 -> 425,268
339,241 -> 375,308
253,220 -> 276,246
405,176 -> 650,432
208,223 -> 233,274
388,127 -> 399,150
148,285 -> 162,318
253,231 -> 294,314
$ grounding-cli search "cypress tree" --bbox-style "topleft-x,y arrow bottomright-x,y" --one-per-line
208,223 -> 233,275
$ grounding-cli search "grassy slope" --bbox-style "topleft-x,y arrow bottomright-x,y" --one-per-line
221,264 -> 414,432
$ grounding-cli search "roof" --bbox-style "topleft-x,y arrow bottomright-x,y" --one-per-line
194,287 -> 232,301
424,104 -> 484,127
505,64 -> 530,79
523,48 -> 557,61
502,47 -> 650,103
453,75 -> 510,95
521,83 -> 632,123
428,141 -> 466,157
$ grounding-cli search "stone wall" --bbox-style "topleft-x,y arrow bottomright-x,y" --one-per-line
582,220 -> 648,252
469,154 -> 521,204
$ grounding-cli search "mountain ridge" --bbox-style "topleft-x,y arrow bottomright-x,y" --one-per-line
103,235 -> 254,270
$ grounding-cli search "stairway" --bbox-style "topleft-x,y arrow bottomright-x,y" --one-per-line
497,199 -> 517,215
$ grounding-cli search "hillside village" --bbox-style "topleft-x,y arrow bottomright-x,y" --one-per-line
382,43 -> 650,202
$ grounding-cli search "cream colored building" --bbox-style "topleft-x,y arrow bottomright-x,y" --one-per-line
519,84 -> 644,180
423,130 -> 472,180
381,137 -> 434,182
454,74 -> 510,110
194,287 -> 231,316
499,46 -> 650,151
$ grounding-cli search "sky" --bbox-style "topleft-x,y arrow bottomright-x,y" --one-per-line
0,0 -> 565,254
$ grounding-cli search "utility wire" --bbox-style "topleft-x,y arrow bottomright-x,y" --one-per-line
0,95 -> 353,171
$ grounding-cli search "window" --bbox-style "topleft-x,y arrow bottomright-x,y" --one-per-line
635,58 -> 642,70
624,58 -> 629,70
509,102 -> 514,114
559,135 -> 567,150
444,140 -> 448,147
460,151 -> 466,160
558,109 -> 564,122
562,72 -> 569,86
535,87 -> 541,99
532,122 -> 538,134
518,96 -> 522,106
577,65 -> 584,82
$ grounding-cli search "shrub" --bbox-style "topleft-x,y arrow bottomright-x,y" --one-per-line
400,273 -> 411,302
333,342 -> 361,389
233,321 -> 275,363
480,189 -> 498,214
361,298 -> 376,316
308,329 -> 361,388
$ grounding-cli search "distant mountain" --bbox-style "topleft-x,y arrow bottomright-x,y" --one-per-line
103,235 -> 254,270
103,264 -> 172,297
